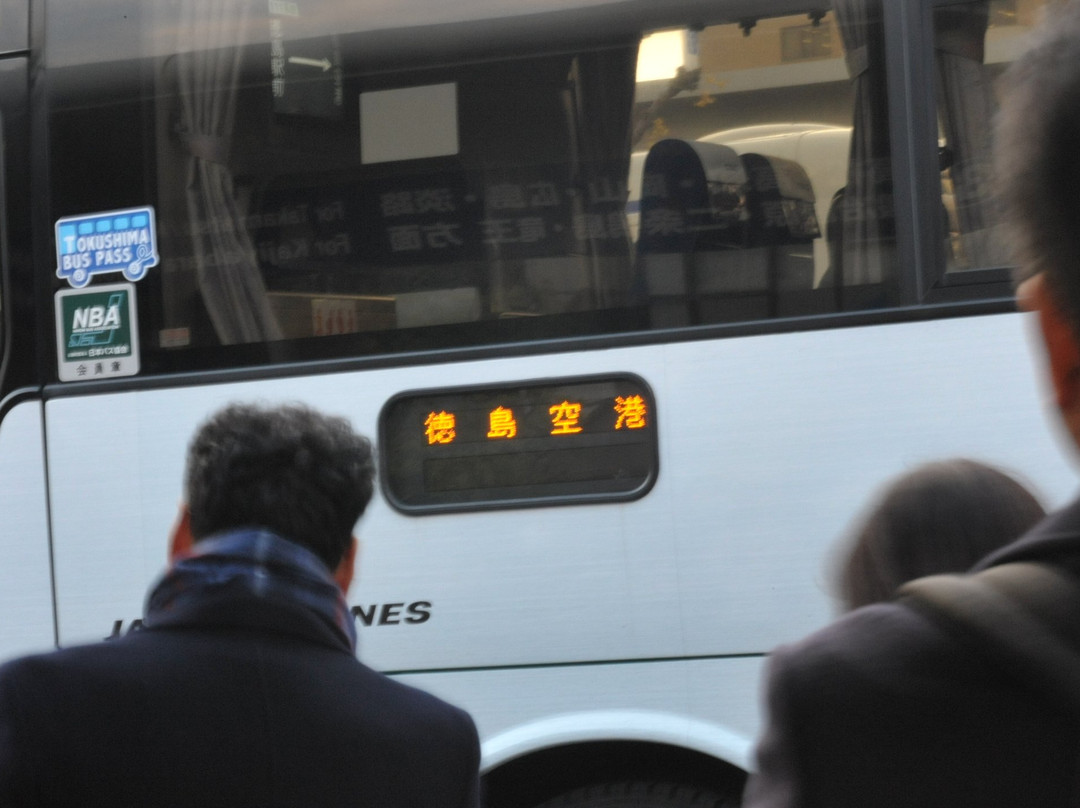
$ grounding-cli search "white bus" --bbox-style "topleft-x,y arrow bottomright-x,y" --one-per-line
0,0 -> 1070,804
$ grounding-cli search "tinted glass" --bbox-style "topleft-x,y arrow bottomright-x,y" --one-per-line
0,0 -> 27,56
631,5 -> 895,325
45,0 -> 907,380
933,0 -> 1052,274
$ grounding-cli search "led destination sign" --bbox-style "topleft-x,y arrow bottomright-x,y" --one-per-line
379,374 -> 658,514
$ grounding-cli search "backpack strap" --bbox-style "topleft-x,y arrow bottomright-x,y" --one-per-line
898,561 -> 1080,717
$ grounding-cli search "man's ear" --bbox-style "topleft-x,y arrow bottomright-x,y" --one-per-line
1021,274 -> 1080,436
168,504 -> 194,562
333,536 -> 359,594
1033,280 -> 1080,411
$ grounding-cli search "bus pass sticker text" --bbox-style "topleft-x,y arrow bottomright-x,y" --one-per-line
55,206 -> 160,288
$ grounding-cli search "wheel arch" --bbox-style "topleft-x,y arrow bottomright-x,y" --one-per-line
481,710 -> 751,808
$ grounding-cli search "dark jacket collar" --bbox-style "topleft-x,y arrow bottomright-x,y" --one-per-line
975,492 -> 1080,573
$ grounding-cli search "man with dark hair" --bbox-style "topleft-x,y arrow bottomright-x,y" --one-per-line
180,402 -> 375,572
0,403 -> 481,807
743,4 -> 1080,807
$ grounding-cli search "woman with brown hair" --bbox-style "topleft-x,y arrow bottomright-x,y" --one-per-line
834,458 -> 1046,610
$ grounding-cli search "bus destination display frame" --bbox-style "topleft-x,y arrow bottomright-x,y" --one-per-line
379,373 -> 659,514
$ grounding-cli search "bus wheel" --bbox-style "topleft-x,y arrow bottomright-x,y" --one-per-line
533,781 -> 739,808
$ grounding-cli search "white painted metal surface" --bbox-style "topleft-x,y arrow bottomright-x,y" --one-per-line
19,309 -> 1079,772
0,399 -> 56,660
399,656 -> 765,773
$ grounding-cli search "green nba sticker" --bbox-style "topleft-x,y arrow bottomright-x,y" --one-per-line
55,282 -> 140,381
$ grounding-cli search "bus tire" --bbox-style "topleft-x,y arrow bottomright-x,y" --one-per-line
533,780 -> 740,808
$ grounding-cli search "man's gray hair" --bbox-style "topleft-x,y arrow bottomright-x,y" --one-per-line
184,402 -> 375,570
997,1 -> 1080,329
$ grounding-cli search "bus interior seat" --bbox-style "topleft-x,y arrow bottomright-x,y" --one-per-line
635,138 -> 747,324
703,151 -> 820,319
636,139 -> 826,323
739,152 -> 819,249
823,180 -> 951,310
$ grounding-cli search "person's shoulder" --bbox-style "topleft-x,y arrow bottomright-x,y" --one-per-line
0,640 -> 127,716
0,637 -> 135,687
976,496 -> 1080,571
349,662 -> 477,732
1,640 -> 103,675
775,600 -> 933,655
0,625 -> 200,694
766,600 -> 970,697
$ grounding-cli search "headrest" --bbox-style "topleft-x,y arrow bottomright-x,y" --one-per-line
638,138 -> 749,252
740,153 -> 820,244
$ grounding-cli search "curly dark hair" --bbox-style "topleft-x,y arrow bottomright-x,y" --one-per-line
184,402 -> 375,570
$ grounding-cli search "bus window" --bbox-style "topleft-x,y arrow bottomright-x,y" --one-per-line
0,0 -> 27,56
932,0 -> 1044,275
48,0 -> 650,374
43,0 -> 1034,383
46,1 -> 906,379
630,6 -> 895,325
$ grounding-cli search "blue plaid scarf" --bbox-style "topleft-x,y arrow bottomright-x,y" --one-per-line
145,529 -> 357,651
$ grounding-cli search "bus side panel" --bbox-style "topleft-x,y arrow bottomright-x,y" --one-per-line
0,400 -> 56,661
42,361 -> 683,648
44,393 -> 188,639
42,312 -> 1075,666
660,312 -> 1074,651
396,656 -> 766,773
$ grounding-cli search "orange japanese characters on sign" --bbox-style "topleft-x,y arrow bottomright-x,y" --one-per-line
549,401 -> 583,435
424,411 -> 456,445
487,406 -> 518,439
614,395 -> 648,429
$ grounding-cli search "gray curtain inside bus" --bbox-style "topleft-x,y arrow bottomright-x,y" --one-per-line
563,48 -> 637,309
175,0 -> 282,344
832,0 -> 895,288
933,2 -> 1006,269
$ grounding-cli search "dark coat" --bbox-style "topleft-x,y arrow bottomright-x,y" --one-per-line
743,496 -> 1080,808
0,580 -> 480,807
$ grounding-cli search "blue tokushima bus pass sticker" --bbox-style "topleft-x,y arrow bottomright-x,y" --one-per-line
55,206 -> 160,288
